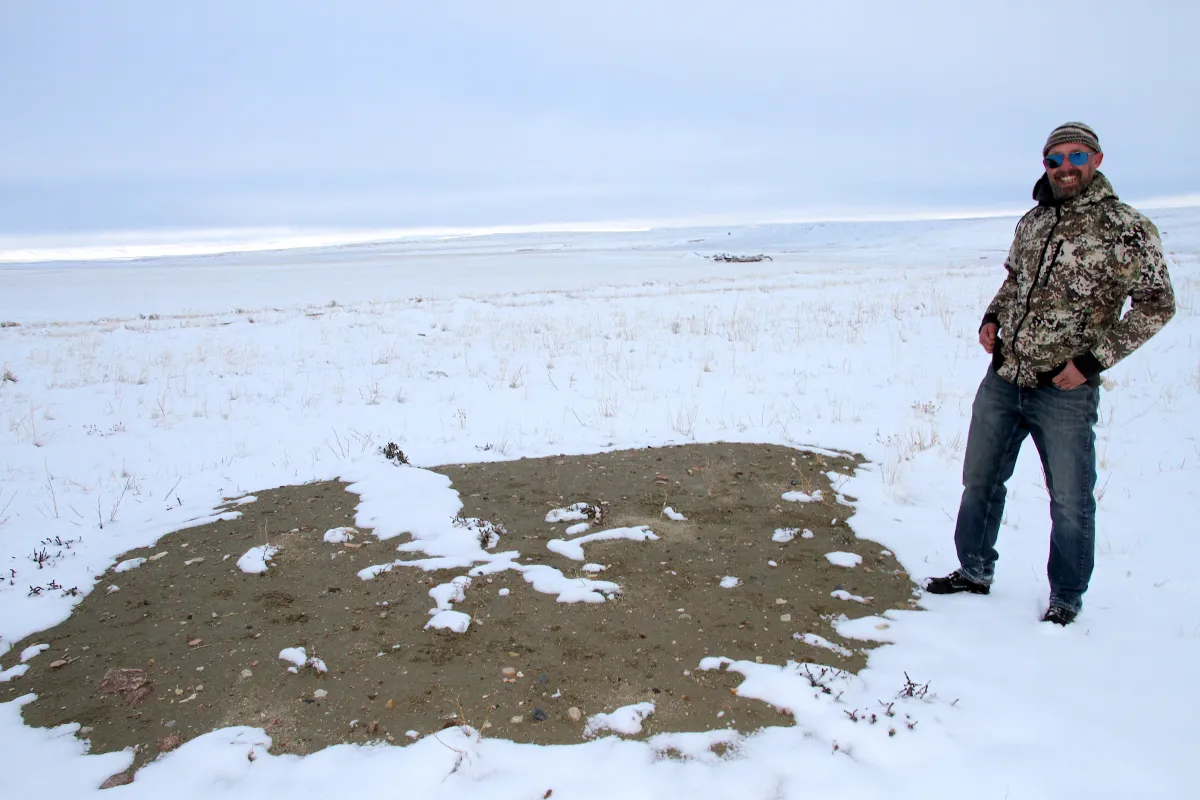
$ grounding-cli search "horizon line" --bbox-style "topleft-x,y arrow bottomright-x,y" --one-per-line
3,193 -> 1198,265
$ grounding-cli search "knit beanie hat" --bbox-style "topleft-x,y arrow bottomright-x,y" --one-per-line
1043,122 -> 1101,156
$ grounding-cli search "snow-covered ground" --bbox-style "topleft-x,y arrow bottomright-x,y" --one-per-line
2,208 -> 1199,798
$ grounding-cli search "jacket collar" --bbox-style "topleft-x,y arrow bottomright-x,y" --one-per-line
1032,170 -> 1117,209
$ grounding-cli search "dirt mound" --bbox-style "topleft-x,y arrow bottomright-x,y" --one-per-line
0,443 -> 916,778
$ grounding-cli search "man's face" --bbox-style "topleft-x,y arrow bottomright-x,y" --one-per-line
1044,142 -> 1103,200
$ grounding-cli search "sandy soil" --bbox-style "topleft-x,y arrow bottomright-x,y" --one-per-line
0,442 -> 917,781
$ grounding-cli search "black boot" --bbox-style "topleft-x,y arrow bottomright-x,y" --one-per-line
924,570 -> 990,595
1041,606 -> 1077,626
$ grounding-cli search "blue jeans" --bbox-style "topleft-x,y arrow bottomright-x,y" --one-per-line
954,367 -> 1099,613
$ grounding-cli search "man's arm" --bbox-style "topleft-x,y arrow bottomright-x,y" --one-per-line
1073,220 -> 1176,377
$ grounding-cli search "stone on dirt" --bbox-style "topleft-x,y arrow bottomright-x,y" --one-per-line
99,668 -> 152,705
100,772 -> 133,789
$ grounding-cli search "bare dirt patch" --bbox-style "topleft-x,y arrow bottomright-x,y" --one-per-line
1,442 -> 916,778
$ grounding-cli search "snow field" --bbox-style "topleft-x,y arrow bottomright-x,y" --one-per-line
0,214 -> 1198,797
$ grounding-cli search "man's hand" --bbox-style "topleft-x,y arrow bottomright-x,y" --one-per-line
1052,360 -> 1087,390
979,323 -> 998,354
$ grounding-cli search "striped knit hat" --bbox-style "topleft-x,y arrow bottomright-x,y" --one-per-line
1043,122 -> 1101,156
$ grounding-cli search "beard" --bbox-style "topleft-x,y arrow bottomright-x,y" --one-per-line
1049,170 -> 1091,200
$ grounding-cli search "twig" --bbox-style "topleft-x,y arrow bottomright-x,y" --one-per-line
29,402 -> 41,447
109,479 -> 131,523
44,459 -> 59,519
163,476 -> 182,501
434,731 -> 468,755
0,489 -> 15,525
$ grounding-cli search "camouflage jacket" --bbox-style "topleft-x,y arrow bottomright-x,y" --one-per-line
983,171 -> 1176,388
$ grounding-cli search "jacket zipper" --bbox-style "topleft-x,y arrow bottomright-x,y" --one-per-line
1010,206 -> 1061,383
1040,241 -> 1064,287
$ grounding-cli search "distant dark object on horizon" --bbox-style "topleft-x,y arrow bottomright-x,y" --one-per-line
703,253 -> 774,263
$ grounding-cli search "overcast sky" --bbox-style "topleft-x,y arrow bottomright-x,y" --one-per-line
2,0 -> 1198,235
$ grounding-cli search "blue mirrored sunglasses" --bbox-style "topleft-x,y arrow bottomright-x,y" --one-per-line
1044,151 -> 1092,169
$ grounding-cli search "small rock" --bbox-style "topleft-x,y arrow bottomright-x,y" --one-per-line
164,720 -> 177,728
250,660 -> 259,668
99,668 -> 152,705
385,698 -> 395,710
537,674 -> 549,684
148,552 -> 168,561
188,639 -> 202,647
755,656 -> 763,663
240,669 -> 253,679
508,651 -> 520,658
510,715 -> 524,724
100,772 -> 133,789
775,598 -> 787,605
567,707 -> 582,722
780,614 -> 792,622
79,726 -> 94,736
49,659 -> 69,669
158,733 -> 181,752
314,689 -> 328,699
531,708 -> 548,722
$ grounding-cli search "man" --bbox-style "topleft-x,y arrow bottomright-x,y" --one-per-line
925,122 -> 1176,625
